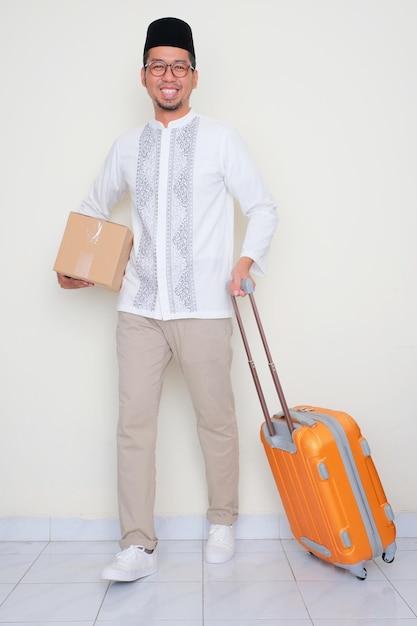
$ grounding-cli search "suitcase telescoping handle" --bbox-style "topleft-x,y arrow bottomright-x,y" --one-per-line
231,279 -> 295,437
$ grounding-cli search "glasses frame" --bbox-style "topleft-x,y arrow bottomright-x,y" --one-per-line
144,60 -> 195,78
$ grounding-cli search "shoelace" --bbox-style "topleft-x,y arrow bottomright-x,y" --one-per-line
209,525 -> 233,544
114,545 -> 144,563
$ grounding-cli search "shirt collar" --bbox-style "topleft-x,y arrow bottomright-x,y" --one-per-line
149,109 -> 196,130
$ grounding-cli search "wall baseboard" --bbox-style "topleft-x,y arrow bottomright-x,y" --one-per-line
0,512 -> 415,542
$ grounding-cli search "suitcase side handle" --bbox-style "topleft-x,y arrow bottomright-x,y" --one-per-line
231,280 -> 295,436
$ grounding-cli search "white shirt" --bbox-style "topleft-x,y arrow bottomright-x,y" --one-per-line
79,110 -> 278,319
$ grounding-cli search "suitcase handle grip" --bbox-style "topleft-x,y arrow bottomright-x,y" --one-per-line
241,277 -> 255,294
231,281 -> 295,436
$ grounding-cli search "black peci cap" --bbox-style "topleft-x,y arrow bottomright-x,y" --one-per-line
143,17 -> 195,61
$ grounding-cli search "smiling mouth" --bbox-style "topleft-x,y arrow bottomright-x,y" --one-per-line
160,87 -> 179,99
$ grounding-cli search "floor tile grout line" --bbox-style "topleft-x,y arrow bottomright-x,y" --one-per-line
93,578 -> 112,625
11,546 -> 47,587
390,583 -> 417,619
284,541 -> 315,626
0,543 -> 49,609
2,540 -> 417,623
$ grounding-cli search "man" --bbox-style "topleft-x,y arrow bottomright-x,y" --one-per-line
57,17 -> 278,582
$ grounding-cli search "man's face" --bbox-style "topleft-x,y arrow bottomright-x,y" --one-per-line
141,46 -> 198,115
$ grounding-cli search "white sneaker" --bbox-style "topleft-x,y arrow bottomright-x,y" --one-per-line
101,545 -> 158,582
205,524 -> 235,563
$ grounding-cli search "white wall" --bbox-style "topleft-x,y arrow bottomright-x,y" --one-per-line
1,0 -> 416,527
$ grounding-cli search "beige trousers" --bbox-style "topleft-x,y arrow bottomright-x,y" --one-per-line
116,312 -> 239,550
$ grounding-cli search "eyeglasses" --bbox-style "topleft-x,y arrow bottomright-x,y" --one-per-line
144,60 -> 195,78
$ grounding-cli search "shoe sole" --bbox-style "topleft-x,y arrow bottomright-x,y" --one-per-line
101,565 -> 158,582
205,551 -> 235,564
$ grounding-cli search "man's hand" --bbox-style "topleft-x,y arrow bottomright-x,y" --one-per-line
56,273 -> 94,289
228,256 -> 255,297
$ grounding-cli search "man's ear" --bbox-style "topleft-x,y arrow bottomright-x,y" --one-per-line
141,66 -> 147,87
192,69 -> 199,89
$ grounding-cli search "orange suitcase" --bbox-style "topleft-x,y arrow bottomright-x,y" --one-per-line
232,282 -> 396,579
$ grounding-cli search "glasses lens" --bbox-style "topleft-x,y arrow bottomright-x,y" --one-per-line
171,63 -> 188,77
147,61 -> 190,77
149,62 -> 166,76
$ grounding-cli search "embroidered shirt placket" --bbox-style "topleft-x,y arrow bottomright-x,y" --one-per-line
134,123 -> 160,312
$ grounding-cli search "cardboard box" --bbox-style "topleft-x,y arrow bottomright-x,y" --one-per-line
53,212 -> 133,291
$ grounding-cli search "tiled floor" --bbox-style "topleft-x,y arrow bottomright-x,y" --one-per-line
0,537 -> 416,625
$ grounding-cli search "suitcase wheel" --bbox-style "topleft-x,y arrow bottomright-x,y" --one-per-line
356,568 -> 367,581
382,552 -> 395,564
